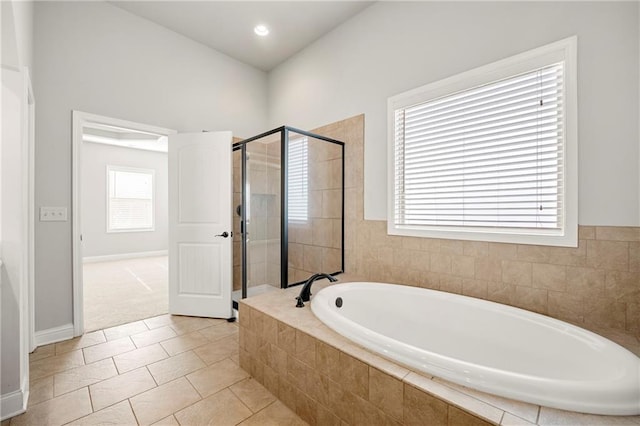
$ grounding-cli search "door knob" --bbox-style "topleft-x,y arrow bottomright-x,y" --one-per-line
215,232 -> 230,238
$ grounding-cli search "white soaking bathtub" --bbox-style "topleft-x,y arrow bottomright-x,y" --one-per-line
310,282 -> 640,416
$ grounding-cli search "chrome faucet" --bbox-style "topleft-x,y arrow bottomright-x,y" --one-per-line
295,273 -> 338,307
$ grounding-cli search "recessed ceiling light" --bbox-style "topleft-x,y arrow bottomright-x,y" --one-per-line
254,24 -> 269,37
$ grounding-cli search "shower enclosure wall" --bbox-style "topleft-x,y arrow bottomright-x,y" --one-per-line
232,127 -> 345,306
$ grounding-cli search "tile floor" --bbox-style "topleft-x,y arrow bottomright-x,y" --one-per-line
5,314 -> 306,426
83,257 -> 169,332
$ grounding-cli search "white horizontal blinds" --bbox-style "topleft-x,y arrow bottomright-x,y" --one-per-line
288,137 -> 309,222
108,168 -> 154,230
395,62 -> 564,229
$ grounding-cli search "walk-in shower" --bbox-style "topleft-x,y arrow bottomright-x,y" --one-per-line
232,127 -> 345,306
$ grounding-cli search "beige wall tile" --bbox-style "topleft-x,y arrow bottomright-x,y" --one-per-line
277,376 -> 297,412
431,253 -> 452,274
452,255 -> 475,278
625,302 -> 640,333
322,189 -> 342,218
277,322 -> 296,354
440,240 -> 464,255
488,282 -> 517,306
516,245 -> 551,263
595,226 -> 640,242
548,291 -> 584,324
502,261 -> 532,286
439,275 -> 462,294
295,330 -> 316,367
514,286 -> 547,314
462,279 -> 488,299
583,297 -> 626,330
605,271 -> 640,300
404,383 -> 448,426
578,226 -> 596,240
630,242 -> 640,272
475,258 -> 502,282
463,241 -> 489,257
532,263 -> 566,292
369,367 -> 403,421
295,391 -> 317,425
303,244 -> 323,272
448,406 -> 494,426
316,341 -> 341,383
130,377 -> 201,425
317,405 -> 342,426
489,243 -> 517,260
586,240 -> 629,271
338,351 -> 369,399
565,266 -> 605,299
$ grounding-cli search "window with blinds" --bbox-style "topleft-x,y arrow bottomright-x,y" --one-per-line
288,137 -> 309,223
388,38 -> 577,246
107,166 -> 155,232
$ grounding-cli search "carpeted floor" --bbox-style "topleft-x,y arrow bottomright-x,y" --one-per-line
83,256 -> 168,332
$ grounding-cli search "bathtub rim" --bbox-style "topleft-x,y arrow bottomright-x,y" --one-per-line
311,281 -> 640,416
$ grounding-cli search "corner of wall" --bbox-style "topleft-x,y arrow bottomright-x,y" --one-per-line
0,383 -> 27,421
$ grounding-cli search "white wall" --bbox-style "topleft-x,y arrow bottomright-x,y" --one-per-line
33,1 -> 268,332
1,0 -> 32,417
81,143 -> 168,258
268,1 -> 640,226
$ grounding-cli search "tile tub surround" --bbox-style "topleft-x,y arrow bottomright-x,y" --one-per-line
307,114 -> 640,336
238,279 -> 640,426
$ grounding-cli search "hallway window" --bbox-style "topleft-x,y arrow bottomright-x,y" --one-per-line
107,165 -> 155,232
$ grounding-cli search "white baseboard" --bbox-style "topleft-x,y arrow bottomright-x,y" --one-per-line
1,387 -> 28,421
34,323 -> 74,347
83,250 -> 168,264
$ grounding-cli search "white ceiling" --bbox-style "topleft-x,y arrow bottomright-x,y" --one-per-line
110,1 -> 374,72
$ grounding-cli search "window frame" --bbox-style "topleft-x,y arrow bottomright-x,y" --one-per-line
106,165 -> 156,233
387,37 -> 578,247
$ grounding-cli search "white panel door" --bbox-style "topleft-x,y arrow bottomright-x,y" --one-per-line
168,131 -> 233,318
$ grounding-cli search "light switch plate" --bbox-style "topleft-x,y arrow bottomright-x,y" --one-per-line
40,207 -> 68,222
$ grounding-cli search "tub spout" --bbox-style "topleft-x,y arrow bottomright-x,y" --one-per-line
295,273 -> 338,307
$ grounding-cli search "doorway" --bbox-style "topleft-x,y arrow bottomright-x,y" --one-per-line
72,112 -> 176,335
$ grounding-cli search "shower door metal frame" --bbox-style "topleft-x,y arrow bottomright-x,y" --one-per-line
232,126 -> 345,306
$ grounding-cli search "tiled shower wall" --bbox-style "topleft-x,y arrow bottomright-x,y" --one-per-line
287,138 -> 343,284
311,114 -> 640,336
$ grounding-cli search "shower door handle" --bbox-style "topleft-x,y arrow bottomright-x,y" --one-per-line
215,232 -> 230,238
